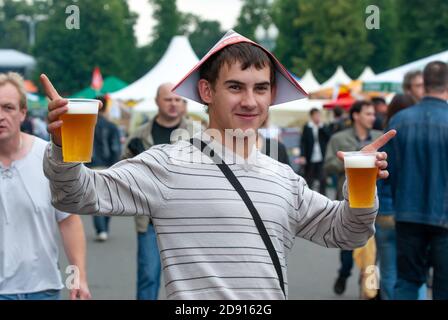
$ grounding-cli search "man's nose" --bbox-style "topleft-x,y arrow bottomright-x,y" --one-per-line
241,90 -> 257,109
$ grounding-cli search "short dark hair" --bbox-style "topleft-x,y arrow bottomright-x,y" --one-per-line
371,97 -> 386,106
402,70 -> 422,92
333,106 -> 344,118
423,61 -> 448,93
385,94 -> 416,127
309,108 -> 320,116
349,100 -> 373,122
95,95 -> 107,113
199,42 -> 275,89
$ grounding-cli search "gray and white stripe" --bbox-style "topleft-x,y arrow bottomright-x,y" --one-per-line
43,139 -> 377,300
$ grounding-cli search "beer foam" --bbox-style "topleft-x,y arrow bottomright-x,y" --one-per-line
344,155 -> 376,168
67,100 -> 99,114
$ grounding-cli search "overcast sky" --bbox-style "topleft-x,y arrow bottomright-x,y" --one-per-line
128,0 -> 243,47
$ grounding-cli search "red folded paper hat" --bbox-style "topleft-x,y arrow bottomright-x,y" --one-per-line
173,30 -> 308,106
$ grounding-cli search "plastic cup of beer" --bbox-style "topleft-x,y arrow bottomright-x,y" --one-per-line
60,99 -> 100,163
343,151 -> 378,208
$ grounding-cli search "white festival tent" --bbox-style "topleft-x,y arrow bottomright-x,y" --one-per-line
0,49 -> 36,68
298,69 -> 321,93
320,66 -> 352,89
357,66 -> 375,81
0,49 -> 36,75
363,49 -> 448,92
111,36 -> 206,115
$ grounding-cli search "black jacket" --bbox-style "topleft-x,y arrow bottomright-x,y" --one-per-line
88,115 -> 122,168
300,123 -> 330,163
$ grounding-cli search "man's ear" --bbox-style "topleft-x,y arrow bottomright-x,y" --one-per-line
198,79 -> 213,104
19,107 -> 27,123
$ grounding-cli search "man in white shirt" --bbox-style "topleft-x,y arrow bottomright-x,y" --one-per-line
299,108 -> 330,195
0,72 -> 91,300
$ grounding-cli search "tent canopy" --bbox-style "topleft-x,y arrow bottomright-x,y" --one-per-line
363,49 -> 448,92
0,49 -> 36,68
358,66 -> 375,81
71,76 -> 128,98
298,69 -> 321,93
111,36 -> 200,101
321,66 -> 352,89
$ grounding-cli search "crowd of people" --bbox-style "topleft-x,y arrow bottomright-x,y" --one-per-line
296,65 -> 447,300
0,30 -> 446,301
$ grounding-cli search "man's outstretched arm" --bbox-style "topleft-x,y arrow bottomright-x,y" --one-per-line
41,74 -> 164,216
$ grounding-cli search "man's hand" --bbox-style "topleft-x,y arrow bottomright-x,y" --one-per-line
336,129 -> 397,180
40,74 -> 68,146
69,278 -> 91,300
40,74 -> 102,146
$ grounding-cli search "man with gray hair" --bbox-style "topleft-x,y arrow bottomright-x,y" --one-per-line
0,72 -> 90,300
386,61 -> 448,299
402,70 -> 424,102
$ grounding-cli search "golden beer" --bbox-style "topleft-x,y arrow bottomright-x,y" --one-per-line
344,152 -> 378,208
60,99 -> 99,163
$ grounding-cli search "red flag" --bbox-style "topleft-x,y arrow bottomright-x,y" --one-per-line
91,67 -> 104,91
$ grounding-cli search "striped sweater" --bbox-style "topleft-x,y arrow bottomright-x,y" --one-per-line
43,137 -> 378,300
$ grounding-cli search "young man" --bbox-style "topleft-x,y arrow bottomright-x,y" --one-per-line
0,72 -> 91,300
299,108 -> 330,195
324,100 -> 383,296
41,31 -> 394,300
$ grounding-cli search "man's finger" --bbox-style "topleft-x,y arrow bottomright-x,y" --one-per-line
69,289 -> 78,300
40,74 -> 62,101
48,98 -> 68,112
362,130 -> 397,152
378,170 -> 389,180
336,151 -> 344,162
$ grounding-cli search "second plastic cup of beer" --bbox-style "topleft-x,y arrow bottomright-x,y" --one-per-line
343,151 -> 378,208
60,99 -> 100,163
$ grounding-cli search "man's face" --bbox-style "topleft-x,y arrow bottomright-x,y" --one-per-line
155,84 -> 182,121
200,61 -> 275,135
178,100 -> 187,117
0,83 -> 26,142
375,102 -> 388,115
311,111 -> 321,124
408,75 -> 424,101
354,105 -> 375,130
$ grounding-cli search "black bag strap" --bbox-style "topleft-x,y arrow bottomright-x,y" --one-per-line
190,138 -> 286,298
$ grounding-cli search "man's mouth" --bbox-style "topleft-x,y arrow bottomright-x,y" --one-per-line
235,114 -> 258,120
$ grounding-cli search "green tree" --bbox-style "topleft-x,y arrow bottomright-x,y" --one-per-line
293,0 -> 373,81
363,0 -> 401,73
0,0 -> 49,52
234,0 -> 272,40
181,13 -> 224,58
34,0 -> 139,95
271,0 -> 305,73
397,0 -> 448,64
140,0 -> 182,70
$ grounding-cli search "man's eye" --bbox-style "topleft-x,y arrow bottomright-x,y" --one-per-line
256,86 -> 268,92
229,85 -> 240,90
